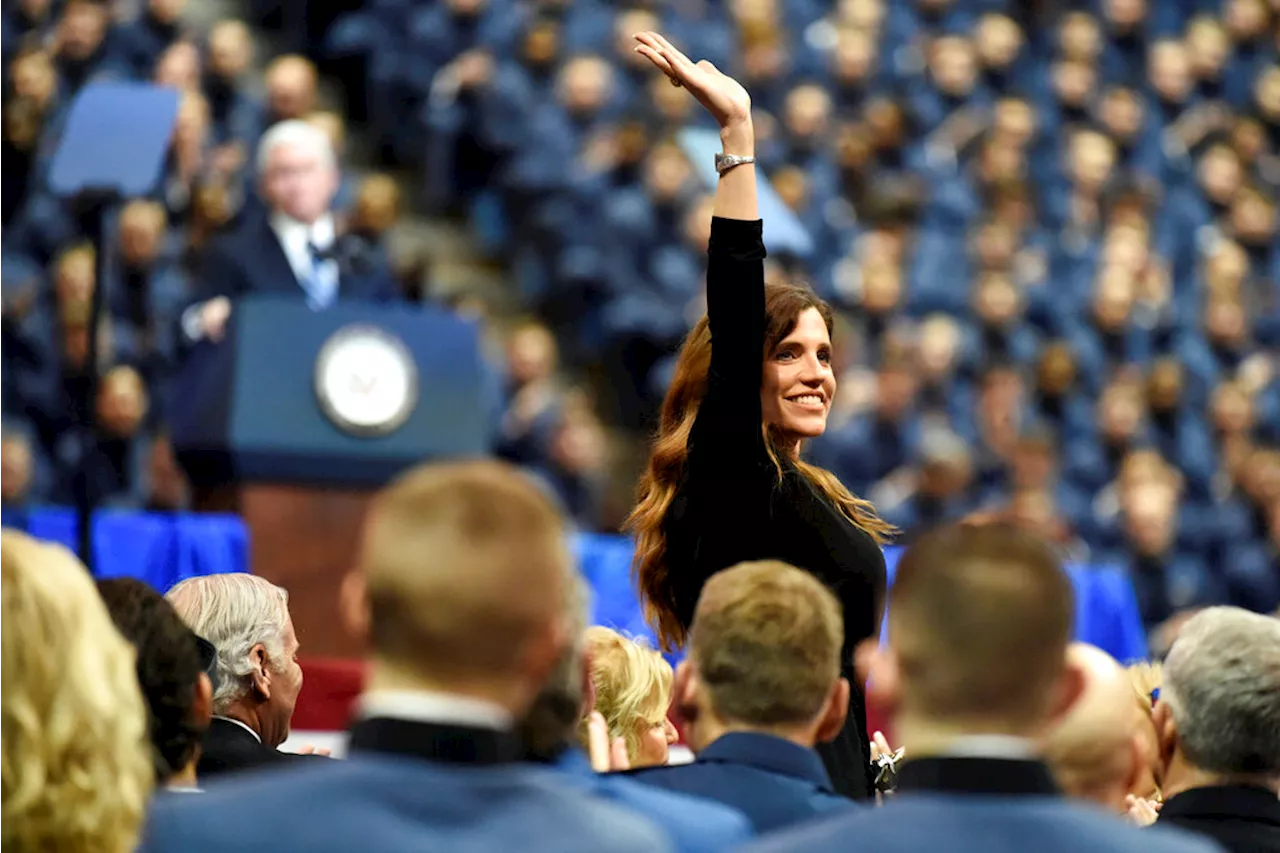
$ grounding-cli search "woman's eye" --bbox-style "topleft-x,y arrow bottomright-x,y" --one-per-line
818,350 -> 831,363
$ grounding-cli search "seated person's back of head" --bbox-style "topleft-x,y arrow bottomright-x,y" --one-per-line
165,572 -> 305,774
517,571 -> 754,851
1,531 -> 154,853
97,577 -> 215,792
144,461 -> 673,853
1153,607 -> 1280,853
628,560 -> 855,832
1043,644 -> 1149,815
741,524 -> 1223,853
582,626 -> 677,769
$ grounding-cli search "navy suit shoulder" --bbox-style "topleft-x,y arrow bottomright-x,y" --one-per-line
142,755 -> 673,853
551,749 -> 752,853
1157,784 -> 1280,853
196,719 -> 319,779
624,733 -> 854,834
740,794 -> 1226,853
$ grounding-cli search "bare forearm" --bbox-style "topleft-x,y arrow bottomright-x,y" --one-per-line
714,121 -> 758,222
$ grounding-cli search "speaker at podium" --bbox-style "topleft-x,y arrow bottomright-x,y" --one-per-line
170,295 -> 496,655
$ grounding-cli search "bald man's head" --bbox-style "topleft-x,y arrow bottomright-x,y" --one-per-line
265,55 -> 317,121
352,461 -> 571,714
1043,644 -> 1144,812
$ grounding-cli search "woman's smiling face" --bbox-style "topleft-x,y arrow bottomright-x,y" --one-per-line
761,307 -> 836,448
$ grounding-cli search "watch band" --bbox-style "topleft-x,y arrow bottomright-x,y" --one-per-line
715,152 -> 756,175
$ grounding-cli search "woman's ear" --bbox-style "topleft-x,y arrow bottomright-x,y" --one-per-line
193,672 -> 214,728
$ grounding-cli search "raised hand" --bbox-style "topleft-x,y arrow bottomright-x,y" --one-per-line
633,32 -> 751,133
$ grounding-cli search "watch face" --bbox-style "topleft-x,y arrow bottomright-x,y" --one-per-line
314,325 -> 418,437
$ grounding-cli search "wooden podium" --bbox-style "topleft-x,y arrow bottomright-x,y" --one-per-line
176,296 -> 493,658
195,484 -> 373,657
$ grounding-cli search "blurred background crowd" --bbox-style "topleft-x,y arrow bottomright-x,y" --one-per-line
2,0 -> 1279,637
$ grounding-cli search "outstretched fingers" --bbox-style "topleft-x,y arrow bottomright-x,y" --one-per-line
634,43 -> 674,77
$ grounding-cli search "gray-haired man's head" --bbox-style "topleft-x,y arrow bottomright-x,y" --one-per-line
166,573 -> 304,747
1156,607 -> 1280,785
256,119 -> 338,224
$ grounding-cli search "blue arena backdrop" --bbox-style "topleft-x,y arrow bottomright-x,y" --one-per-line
1,509 -> 1148,664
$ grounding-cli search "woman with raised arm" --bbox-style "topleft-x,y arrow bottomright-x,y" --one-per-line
627,32 -> 894,800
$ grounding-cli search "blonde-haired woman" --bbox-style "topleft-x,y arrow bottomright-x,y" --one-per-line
2,531 -> 154,853
582,626 -> 678,767
1125,661 -> 1165,824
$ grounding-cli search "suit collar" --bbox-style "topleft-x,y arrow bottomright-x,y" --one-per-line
348,716 -> 523,766
357,689 -> 513,731
211,716 -> 262,744
1161,784 -> 1280,827
698,732 -> 835,791
897,756 -> 1060,797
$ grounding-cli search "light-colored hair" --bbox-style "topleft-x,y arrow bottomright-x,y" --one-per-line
520,569 -> 592,759
255,118 -> 335,175
1161,607 -> 1280,777
165,573 -> 291,713
1127,661 -> 1162,710
359,461 -> 570,682
1,531 -> 153,853
628,281 -> 894,651
890,523 -> 1074,729
691,560 -> 843,727
582,627 -> 672,763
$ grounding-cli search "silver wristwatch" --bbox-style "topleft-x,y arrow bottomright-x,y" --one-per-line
715,152 -> 756,175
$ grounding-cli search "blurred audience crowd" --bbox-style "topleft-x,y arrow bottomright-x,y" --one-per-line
326,0 -> 1280,626
3,0 -> 1279,632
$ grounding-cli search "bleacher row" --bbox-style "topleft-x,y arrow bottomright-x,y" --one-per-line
320,0 -> 1280,628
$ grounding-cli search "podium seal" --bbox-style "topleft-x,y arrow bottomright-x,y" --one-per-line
314,324 -> 418,437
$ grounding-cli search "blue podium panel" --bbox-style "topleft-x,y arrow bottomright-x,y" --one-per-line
172,296 -> 493,488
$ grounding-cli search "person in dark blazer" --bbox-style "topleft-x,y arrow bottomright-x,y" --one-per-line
181,119 -> 397,345
518,568 -> 753,852
1153,607 -> 1280,853
164,573 -> 323,779
741,524 -> 1223,853
623,560 -> 855,833
141,461 -> 672,853
97,578 -> 215,793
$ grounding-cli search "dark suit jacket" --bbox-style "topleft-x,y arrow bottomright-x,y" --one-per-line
197,718 -> 317,779
624,732 -> 854,833
1159,784 -> 1280,853
144,716 -> 671,853
198,213 -> 398,304
741,756 -> 1225,853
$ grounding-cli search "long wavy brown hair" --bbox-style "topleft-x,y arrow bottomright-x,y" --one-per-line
626,281 -> 895,651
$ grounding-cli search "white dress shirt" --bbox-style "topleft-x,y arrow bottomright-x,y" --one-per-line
357,689 -> 514,731
270,211 -> 339,309
940,735 -> 1038,760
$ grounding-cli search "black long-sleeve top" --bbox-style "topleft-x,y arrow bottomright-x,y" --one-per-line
661,217 -> 888,800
